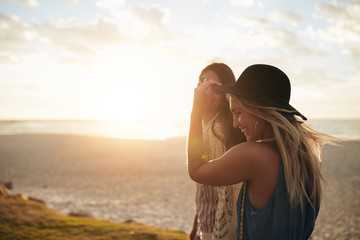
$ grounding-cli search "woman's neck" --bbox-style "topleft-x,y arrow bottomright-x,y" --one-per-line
261,125 -> 275,140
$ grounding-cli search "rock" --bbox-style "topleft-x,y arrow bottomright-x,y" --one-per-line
123,219 -> 143,225
0,182 -> 11,197
123,219 -> 137,224
10,193 -> 28,200
68,211 -> 92,218
1,181 -> 12,190
28,196 -> 46,205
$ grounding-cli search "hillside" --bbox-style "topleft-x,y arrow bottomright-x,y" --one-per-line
0,196 -> 188,240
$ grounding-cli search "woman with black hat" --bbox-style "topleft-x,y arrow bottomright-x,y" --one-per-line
187,64 -> 334,240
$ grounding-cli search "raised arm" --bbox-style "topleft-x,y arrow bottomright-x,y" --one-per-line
187,81 -> 265,186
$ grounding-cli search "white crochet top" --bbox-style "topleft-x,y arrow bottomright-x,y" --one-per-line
195,114 -> 241,240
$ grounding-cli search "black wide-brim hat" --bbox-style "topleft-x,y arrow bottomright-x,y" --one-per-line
214,64 -> 307,121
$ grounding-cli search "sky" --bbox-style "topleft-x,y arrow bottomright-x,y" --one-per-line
0,0 -> 359,121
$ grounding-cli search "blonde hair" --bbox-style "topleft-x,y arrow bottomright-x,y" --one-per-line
238,96 -> 336,208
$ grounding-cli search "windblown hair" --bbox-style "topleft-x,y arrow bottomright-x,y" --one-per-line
235,96 -> 336,208
200,63 -> 246,149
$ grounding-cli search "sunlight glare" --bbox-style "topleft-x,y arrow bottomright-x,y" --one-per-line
147,120 -> 175,140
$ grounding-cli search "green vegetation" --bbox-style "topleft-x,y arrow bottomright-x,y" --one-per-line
0,196 -> 188,240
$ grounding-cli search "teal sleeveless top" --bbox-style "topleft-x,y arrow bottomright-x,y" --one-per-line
236,158 -> 319,240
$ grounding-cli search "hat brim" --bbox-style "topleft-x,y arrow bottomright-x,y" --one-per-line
285,104 -> 307,121
213,84 -> 240,96
213,84 -> 307,121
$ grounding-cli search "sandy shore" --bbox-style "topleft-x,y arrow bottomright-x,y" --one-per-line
310,141 -> 360,239
0,134 -> 359,239
0,134 -> 195,231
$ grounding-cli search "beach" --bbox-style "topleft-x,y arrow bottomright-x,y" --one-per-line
0,134 -> 195,231
310,141 -> 360,239
0,134 -> 359,239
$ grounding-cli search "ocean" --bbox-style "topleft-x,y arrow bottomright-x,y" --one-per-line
0,119 -> 359,233
0,120 -> 190,140
0,119 -> 360,140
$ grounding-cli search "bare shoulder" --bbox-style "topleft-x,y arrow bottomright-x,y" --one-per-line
228,141 -> 278,157
225,142 -> 279,172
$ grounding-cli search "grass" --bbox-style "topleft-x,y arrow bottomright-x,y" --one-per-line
0,196 -> 188,240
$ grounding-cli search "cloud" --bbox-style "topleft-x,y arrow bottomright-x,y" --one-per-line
0,14 -> 39,63
229,0 -> 254,7
130,5 -> 173,44
316,0 -> 360,59
95,2 -> 173,45
268,10 -> 304,27
33,17 -> 130,56
291,65 -> 340,87
69,0 -> 79,4
131,5 -> 167,28
0,14 -> 28,47
6,0 -> 39,7
96,0 -> 126,9
0,3 -> 174,65
229,15 -> 314,56
0,14 -> 131,64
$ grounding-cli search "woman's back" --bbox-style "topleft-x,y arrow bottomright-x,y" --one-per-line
242,142 -> 279,211
237,157 -> 319,240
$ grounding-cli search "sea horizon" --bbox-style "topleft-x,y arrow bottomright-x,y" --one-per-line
0,118 -> 359,141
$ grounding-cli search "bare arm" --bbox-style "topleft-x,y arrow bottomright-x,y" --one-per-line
188,136 -> 259,185
187,81 -> 275,186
